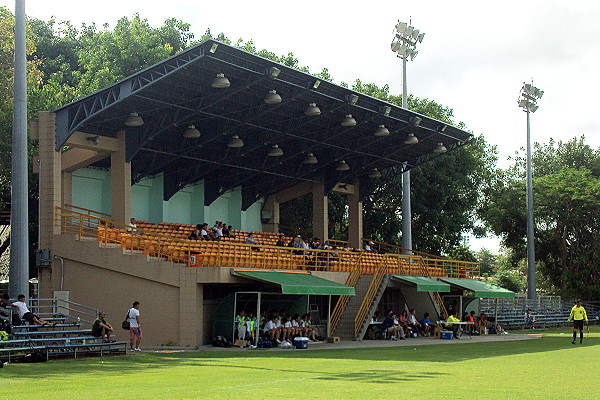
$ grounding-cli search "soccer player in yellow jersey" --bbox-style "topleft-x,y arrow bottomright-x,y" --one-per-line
567,299 -> 588,344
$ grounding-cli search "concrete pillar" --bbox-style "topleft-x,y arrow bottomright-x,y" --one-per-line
61,172 -> 72,206
38,112 -> 62,250
348,178 -> 363,249
312,183 -> 328,242
179,269 -> 202,346
110,131 -> 132,225
261,195 -> 280,233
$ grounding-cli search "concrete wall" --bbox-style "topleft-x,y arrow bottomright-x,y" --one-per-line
70,168 -> 260,229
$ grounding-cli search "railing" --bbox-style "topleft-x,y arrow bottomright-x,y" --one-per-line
55,205 -> 481,278
330,253 -> 364,334
64,204 -> 112,218
29,297 -> 98,326
414,257 -> 447,317
363,238 -> 480,278
353,255 -> 390,338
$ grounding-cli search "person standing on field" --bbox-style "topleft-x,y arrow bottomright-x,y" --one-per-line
568,299 -> 588,344
128,301 -> 142,351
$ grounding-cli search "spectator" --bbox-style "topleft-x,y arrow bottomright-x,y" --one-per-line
420,312 -> 435,336
10,294 -> 55,326
227,225 -> 236,238
126,218 -> 138,233
399,309 -> 411,337
201,223 -> 217,241
446,311 -> 461,338
245,232 -> 260,251
188,224 -> 203,240
275,234 -> 286,247
235,310 -> 247,340
364,241 -> 378,253
214,222 -> 224,239
291,314 -> 302,337
468,311 -> 477,333
127,301 -> 142,351
0,294 -> 9,318
263,316 -> 281,344
475,312 -> 488,335
92,311 -> 114,342
407,309 -> 422,336
372,311 -> 382,323
525,309 -> 536,329
381,312 -> 401,340
246,312 -> 256,342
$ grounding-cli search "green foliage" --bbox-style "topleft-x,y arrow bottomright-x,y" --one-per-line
475,247 -> 498,275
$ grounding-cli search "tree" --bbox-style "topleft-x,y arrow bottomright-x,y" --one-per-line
475,248 -> 498,276
481,137 -> 600,299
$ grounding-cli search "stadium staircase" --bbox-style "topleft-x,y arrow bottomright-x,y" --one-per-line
0,298 -> 127,363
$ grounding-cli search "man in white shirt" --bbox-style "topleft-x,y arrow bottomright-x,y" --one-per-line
11,294 -> 55,326
128,301 -> 142,351
263,316 -> 281,343
126,218 -> 137,233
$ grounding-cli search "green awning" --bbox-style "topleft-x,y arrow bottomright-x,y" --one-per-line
392,275 -> 451,292
232,270 -> 355,296
440,278 -> 515,298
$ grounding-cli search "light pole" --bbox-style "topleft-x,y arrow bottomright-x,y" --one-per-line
518,82 -> 543,300
9,0 -> 30,299
391,20 -> 424,254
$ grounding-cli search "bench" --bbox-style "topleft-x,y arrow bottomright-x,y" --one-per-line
46,341 -> 128,358
0,345 -> 48,363
11,329 -> 92,337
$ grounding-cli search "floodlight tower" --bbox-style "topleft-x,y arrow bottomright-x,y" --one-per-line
518,81 -> 544,301
391,20 -> 425,255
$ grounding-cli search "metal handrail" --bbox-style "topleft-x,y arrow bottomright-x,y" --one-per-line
353,255 -> 390,338
64,203 -> 112,218
330,252 -> 364,334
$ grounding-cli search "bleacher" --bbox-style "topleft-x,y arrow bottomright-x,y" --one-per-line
0,298 -> 127,363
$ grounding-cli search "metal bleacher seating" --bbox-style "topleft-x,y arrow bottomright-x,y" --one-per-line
0,298 -> 127,363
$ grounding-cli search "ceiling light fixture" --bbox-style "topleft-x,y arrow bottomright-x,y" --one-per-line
268,144 -> 283,157
404,133 -> 419,145
183,125 -> 201,138
433,142 -> 447,153
227,135 -> 244,148
374,125 -> 390,137
304,103 -> 321,116
264,90 -> 282,104
336,160 -> 350,171
212,73 -> 230,88
410,116 -> 422,127
341,114 -> 356,127
368,168 -> 382,178
125,112 -> 144,127
303,153 -> 318,164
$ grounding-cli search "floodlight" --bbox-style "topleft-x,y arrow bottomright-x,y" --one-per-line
410,50 -> 419,61
335,160 -> 350,171
125,112 -> 144,127
391,41 -> 401,52
267,67 -> 281,79
438,124 -> 447,133
268,144 -> 283,157
347,94 -> 359,105
395,21 -> 407,33
212,73 -> 230,88
209,43 -> 219,53
374,125 -> 390,137
518,99 -> 529,108
411,116 -> 422,127
404,133 -> 419,145
264,90 -> 282,104
417,32 -> 425,43
433,142 -> 447,153
341,114 -> 357,127
524,83 -> 533,94
537,90 -> 544,98
303,153 -> 318,164
397,45 -> 408,56
530,105 -> 539,113
183,125 -> 201,138
227,135 -> 244,148
405,26 -> 414,36
382,106 -> 391,116
313,80 -> 321,89
368,168 -> 382,178
412,29 -> 420,40
304,103 -> 321,116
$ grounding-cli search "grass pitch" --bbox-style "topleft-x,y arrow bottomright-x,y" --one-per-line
2,328 -> 599,399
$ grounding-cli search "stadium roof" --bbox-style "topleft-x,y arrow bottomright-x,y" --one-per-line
53,39 -> 473,209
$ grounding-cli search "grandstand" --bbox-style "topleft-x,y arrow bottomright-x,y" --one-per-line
27,38 -> 517,347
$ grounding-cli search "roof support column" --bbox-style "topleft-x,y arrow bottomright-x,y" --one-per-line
348,178 -> 363,249
261,195 -> 280,233
312,183 -> 328,242
111,131 -> 132,226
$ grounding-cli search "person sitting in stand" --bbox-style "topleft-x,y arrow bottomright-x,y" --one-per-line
407,309 -> 422,336
275,234 -> 286,247
201,223 -> 217,241
245,232 -> 260,251
475,312 -> 489,335
126,217 -> 140,234
300,314 -> 315,340
10,294 -> 56,326
291,314 -> 302,337
0,294 -> 10,318
282,315 -> 295,342
92,311 -> 114,342
524,309 -> 536,330
381,312 -> 401,340
263,315 -> 281,344
446,311 -> 461,338
399,309 -> 412,337
364,241 -> 378,253
188,224 -> 203,240
213,222 -> 224,240
420,312 -> 435,336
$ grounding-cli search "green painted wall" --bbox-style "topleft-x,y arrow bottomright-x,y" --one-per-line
71,168 -> 255,229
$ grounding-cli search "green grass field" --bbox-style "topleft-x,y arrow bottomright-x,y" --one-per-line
2,328 -> 599,399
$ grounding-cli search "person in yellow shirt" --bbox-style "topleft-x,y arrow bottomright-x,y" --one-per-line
446,312 -> 461,338
567,299 -> 588,344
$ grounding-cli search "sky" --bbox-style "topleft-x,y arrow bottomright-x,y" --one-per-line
3,0 -> 599,252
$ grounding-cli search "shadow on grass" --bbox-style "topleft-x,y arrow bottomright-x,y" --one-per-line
2,335 -> 598,381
